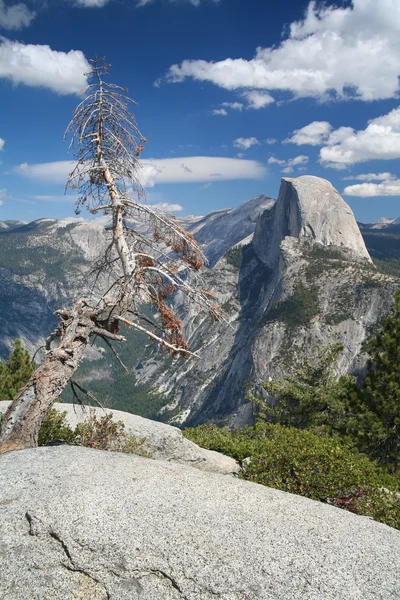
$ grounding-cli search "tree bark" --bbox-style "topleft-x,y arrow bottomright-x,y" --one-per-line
0,302 -> 94,454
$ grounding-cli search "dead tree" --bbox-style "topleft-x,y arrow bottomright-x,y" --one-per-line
0,57 -> 220,454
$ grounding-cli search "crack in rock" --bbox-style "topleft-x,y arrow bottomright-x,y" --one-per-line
26,512 -> 110,599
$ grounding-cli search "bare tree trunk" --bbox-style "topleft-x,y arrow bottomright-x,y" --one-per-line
0,303 -> 97,454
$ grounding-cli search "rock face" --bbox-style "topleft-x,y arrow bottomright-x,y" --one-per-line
0,178 -> 399,425
0,401 -> 239,475
0,218 -> 108,357
1,446 -> 400,600
254,176 -> 372,267
135,176 -> 399,426
185,194 -> 275,267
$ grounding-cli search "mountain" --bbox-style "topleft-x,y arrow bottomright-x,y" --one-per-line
0,220 -> 26,231
182,194 -> 275,267
134,176 -> 399,427
0,177 -> 399,425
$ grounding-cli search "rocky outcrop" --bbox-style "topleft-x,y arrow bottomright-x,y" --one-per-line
253,176 -> 372,267
135,176 -> 399,427
0,179 -> 398,426
1,446 -> 399,599
185,194 -> 275,266
0,401 -> 239,476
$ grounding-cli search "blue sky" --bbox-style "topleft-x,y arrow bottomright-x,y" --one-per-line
1,0 -> 400,224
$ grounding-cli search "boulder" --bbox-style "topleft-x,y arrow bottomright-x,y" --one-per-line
1,446 -> 399,599
0,401 -> 239,476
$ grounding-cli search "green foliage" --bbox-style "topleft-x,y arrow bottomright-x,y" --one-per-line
224,246 -> 244,269
184,422 -> 400,529
37,407 -> 151,458
38,409 -> 75,446
0,340 -> 35,400
267,282 -> 319,328
183,423 -> 257,462
250,343 -> 355,434
355,290 -> 400,468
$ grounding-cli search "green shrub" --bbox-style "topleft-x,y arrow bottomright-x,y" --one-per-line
74,409 -> 151,457
184,422 -> 400,529
35,406 -> 151,458
183,423 -> 257,462
224,246 -> 244,269
38,409 -> 75,446
266,282 -> 319,328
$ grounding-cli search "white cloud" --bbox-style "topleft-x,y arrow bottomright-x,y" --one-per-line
211,108 -> 228,116
150,202 -> 183,212
16,161 -> 75,183
0,37 -> 89,94
285,121 -> 332,146
0,0 -> 35,29
32,194 -> 76,203
16,156 -> 267,187
320,107 -> 400,168
137,0 -> 219,6
164,0 -> 400,102
242,90 -> 274,109
233,137 -> 260,150
221,101 -> 243,111
268,154 -> 309,173
74,0 -> 109,6
0,137 -> 4,151
343,179 -> 400,197
0,188 -> 7,205
343,172 -> 395,182
264,138 -> 277,145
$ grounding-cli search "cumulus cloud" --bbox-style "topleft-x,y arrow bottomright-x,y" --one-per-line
164,0 -> 400,102
221,101 -> 243,111
211,108 -> 228,116
0,37 -> 89,94
150,202 -> 183,212
285,121 -> 332,146
233,137 -> 260,150
0,0 -> 35,29
0,137 -> 4,151
242,90 -> 274,109
343,178 -> 400,197
74,0 -> 110,6
319,107 -> 400,168
137,0 -> 219,6
343,172 -> 395,182
15,156 -> 266,187
268,155 -> 309,173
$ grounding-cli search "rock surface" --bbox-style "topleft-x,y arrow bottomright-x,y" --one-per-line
136,176 -> 399,426
253,176 -> 372,267
0,401 -> 239,475
1,446 -> 400,599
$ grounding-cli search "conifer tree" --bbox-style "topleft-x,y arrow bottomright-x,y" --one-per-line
0,340 -> 35,400
357,289 -> 400,468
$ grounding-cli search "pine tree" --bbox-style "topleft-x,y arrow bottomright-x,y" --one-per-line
357,290 -> 400,468
0,340 -> 35,400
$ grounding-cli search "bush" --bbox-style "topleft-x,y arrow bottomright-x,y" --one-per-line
36,407 -> 151,458
184,422 -> 400,529
38,408 -> 75,446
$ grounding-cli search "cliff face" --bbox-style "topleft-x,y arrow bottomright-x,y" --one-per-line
254,176 -> 372,267
135,177 -> 398,427
0,177 -> 398,425
0,219 -> 107,357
